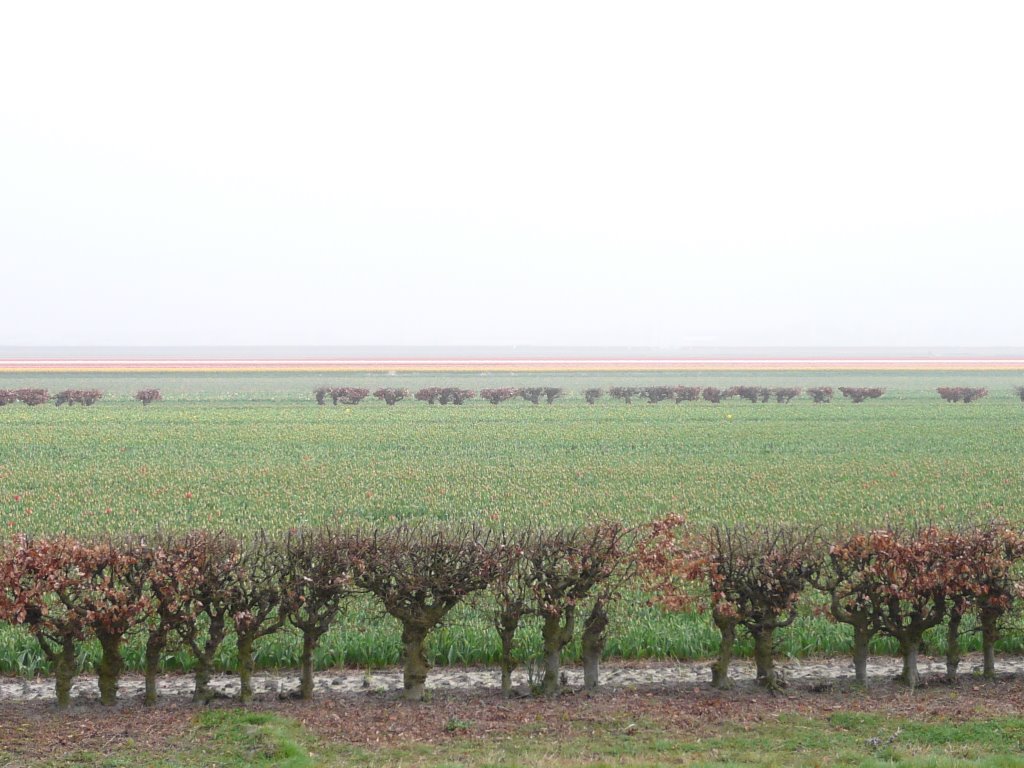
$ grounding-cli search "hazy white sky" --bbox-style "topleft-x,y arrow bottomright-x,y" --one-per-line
1,1 -> 1022,348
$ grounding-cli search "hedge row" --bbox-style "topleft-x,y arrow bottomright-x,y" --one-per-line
1,520 -> 1020,709
2,387 -> 1021,408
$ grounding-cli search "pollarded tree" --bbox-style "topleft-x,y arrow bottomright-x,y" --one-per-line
672,386 -> 702,402
520,387 -> 544,405
373,388 -> 409,406
330,387 -> 370,405
15,389 -> 50,406
229,531 -> 288,703
936,387 -> 988,403
71,537 -> 153,705
176,531 -> 244,703
281,527 -> 369,700
415,387 -> 443,404
0,535 -> 89,708
609,387 -> 641,404
0,390 -> 16,406
314,387 -> 330,405
488,530 -> 534,695
543,387 -> 563,404
641,516 -> 818,691
937,525 -> 1023,681
354,523 -> 500,700
733,386 -> 771,404
643,386 -> 675,404
811,530 -> 884,685
143,531 -> 209,706
439,387 -> 475,405
839,387 -> 885,403
584,388 -> 603,405
525,523 -> 632,694
481,388 -> 520,405
55,389 -> 104,406
832,527 -> 949,688
807,387 -> 833,403
773,387 -> 801,404
701,387 -> 725,404
135,389 -> 163,406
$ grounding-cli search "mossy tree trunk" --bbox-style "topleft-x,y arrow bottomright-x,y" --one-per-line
752,628 -> 783,691
980,609 -> 999,679
541,607 -> 575,695
852,623 -> 872,685
237,634 -> 256,704
496,614 -> 520,696
581,599 -> 608,690
401,623 -> 430,701
945,608 -> 963,681
191,614 -> 226,704
96,631 -> 124,706
299,630 -> 323,701
40,636 -> 78,710
710,611 -> 737,690
144,627 -> 167,706
898,635 -> 922,688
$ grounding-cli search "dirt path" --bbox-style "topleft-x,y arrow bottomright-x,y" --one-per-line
2,652 -> 1018,703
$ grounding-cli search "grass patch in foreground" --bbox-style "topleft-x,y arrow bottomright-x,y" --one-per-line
25,709 -> 1024,767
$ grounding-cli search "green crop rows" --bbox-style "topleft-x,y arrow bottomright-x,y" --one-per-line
1,370 -> 1023,676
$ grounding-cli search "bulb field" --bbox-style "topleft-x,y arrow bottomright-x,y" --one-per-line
1,370 -> 1022,676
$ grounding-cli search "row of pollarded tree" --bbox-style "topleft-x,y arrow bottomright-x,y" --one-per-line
1,519 -> 1020,709
0,389 -> 164,406
0,523 -> 632,707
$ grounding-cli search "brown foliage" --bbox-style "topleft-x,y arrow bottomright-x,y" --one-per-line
354,523 -> 500,699
609,387 -> 641,404
839,387 -> 884,403
672,386 -> 702,402
807,387 -> 833,403
373,388 -> 409,406
584,388 -> 603,404
330,387 -> 370,405
480,388 -> 520,405
135,389 -> 162,406
640,516 -> 818,690
936,387 -> 988,403
14,389 -> 49,406
281,527 -> 370,699
54,389 -> 103,406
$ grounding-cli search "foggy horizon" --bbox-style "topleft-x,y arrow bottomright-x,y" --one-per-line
2,2 -> 1022,349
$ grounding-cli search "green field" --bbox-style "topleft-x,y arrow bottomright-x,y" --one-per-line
1,370 -> 1023,675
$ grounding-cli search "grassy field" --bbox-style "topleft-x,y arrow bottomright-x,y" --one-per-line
1,370 -> 1023,675
8,682 -> 1024,766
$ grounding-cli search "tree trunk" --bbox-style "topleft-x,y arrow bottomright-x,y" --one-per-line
852,623 -> 871,685
898,637 -> 921,688
981,610 -> 999,680
498,625 -> 516,696
401,623 -> 430,701
710,612 -> 736,690
144,630 -> 166,706
52,638 -> 77,710
299,631 -> 319,701
192,615 -> 225,704
541,608 -> 574,695
945,609 -> 963,681
97,632 -> 124,706
237,635 -> 255,704
581,600 -> 608,690
752,629 -> 782,690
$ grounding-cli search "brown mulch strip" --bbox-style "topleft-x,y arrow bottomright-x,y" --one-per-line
3,675 -> 1024,761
